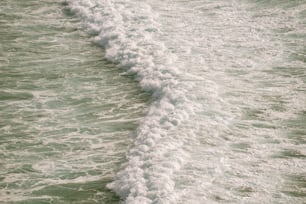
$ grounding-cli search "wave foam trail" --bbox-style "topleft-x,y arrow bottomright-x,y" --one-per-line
68,0 -> 306,203
68,0 -> 196,203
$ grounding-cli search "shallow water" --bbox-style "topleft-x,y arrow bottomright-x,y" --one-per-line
0,1 -> 149,203
1,0 -> 306,203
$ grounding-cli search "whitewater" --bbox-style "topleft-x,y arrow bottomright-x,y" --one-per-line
1,0 -> 305,203
67,0 -> 306,203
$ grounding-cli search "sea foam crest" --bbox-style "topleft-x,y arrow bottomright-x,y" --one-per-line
67,0 -> 195,203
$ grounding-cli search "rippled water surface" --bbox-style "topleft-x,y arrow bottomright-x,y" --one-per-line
1,0 -> 306,203
0,1 -> 149,203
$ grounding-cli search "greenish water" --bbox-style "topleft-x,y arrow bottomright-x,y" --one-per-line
1,0 -> 306,203
0,1 -> 148,203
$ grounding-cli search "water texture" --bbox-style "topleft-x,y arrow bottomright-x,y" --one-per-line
1,0 -> 306,203
68,0 -> 306,203
0,1 -> 148,203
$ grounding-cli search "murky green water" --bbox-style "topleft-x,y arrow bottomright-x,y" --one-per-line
1,0 -> 305,203
0,1 -> 148,203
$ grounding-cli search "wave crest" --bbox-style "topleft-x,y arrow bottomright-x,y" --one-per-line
68,0 -> 195,203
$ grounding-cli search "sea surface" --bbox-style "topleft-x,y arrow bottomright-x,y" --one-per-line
1,0 -> 305,203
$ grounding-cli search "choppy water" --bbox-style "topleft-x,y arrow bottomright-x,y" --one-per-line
1,0 -> 306,203
0,1 -> 149,203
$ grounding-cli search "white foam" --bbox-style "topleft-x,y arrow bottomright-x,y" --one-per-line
68,0 -> 306,203
68,0 -> 197,203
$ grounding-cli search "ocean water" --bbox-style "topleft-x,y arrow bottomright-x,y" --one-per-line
0,0 -> 148,203
1,0 -> 305,204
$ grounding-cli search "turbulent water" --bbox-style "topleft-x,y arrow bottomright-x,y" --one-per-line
1,0 -> 306,203
0,1 -> 148,203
